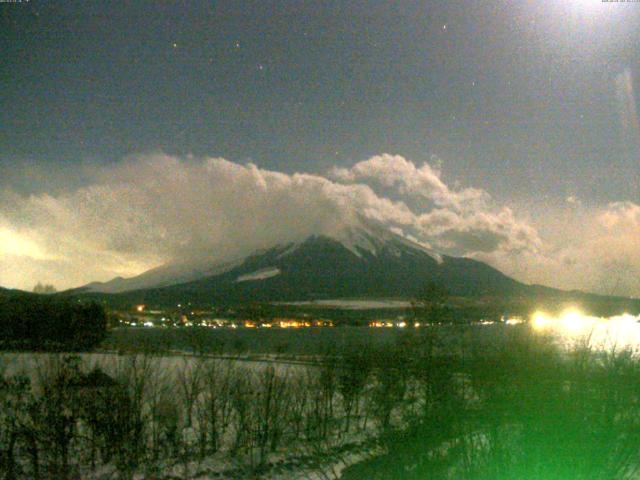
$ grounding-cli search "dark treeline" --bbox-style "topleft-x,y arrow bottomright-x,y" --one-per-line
0,295 -> 107,351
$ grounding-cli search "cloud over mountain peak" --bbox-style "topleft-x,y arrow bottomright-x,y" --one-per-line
0,153 -> 637,297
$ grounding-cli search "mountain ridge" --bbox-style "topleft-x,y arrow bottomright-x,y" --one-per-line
60,226 -> 640,315
81,224 -> 443,294
73,229 -> 524,303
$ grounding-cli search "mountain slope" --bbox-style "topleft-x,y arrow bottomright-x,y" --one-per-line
83,227 -> 529,305
83,258 -> 243,293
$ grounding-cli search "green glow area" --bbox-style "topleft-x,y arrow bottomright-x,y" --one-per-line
343,327 -> 640,479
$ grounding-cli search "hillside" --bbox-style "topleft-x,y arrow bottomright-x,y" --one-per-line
68,227 -> 640,316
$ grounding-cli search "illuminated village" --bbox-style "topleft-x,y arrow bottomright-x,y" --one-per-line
116,304 -> 335,329
115,304 -> 525,329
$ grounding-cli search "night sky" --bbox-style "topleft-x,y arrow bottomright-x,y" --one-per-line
1,0 -> 640,295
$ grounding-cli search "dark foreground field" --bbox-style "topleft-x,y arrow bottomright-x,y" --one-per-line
102,325 -> 409,357
101,324 -> 515,358
3,326 -> 640,479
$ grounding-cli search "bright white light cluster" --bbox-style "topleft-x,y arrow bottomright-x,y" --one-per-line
530,308 -> 640,351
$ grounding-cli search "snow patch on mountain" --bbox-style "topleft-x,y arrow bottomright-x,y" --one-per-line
327,223 -> 443,263
276,242 -> 300,259
236,267 -> 281,282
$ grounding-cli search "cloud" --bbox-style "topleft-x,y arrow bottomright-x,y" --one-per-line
413,208 -> 542,256
477,201 -> 640,298
332,154 -> 543,257
0,154 -> 424,289
330,154 -> 488,211
599,201 -> 640,229
0,224 -> 54,261
0,153 -> 638,297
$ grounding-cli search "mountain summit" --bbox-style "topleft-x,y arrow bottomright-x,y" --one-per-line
81,224 -> 525,303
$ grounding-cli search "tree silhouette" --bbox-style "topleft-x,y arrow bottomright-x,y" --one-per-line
32,283 -> 57,294
411,281 -> 450,324
0,296 -> 107,351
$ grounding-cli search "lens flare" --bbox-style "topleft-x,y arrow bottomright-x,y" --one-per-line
531,311 -> 553,330
560,308 -> 588,333
530,309 -> 640,351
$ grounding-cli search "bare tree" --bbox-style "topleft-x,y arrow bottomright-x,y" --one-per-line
288,372 -> 311,440
0,375 -> 32,480
254,365 -> 291,466
195,359 -> 235,457
230,369 -> 254,457
337,348 -> 372,435
175,356 -> 204,428
368,346 -> 408,432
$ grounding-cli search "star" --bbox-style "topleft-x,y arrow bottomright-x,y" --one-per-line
258,64 -> 264,71
172,42 -> 178,49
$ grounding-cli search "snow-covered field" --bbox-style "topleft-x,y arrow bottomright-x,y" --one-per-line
0,351 -> 303,381
0,351 -> 390,480
5,320 -> 638,479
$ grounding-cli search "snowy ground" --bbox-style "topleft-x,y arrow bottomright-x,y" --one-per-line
0,351 -> 388,480
141,437 -> 385,480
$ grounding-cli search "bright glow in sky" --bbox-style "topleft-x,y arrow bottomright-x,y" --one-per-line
0,227 -> 50,260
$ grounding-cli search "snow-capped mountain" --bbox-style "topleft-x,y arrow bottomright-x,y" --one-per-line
84,223 -> 436,294
82,223 -> 440,294
79,224 -> 526,303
